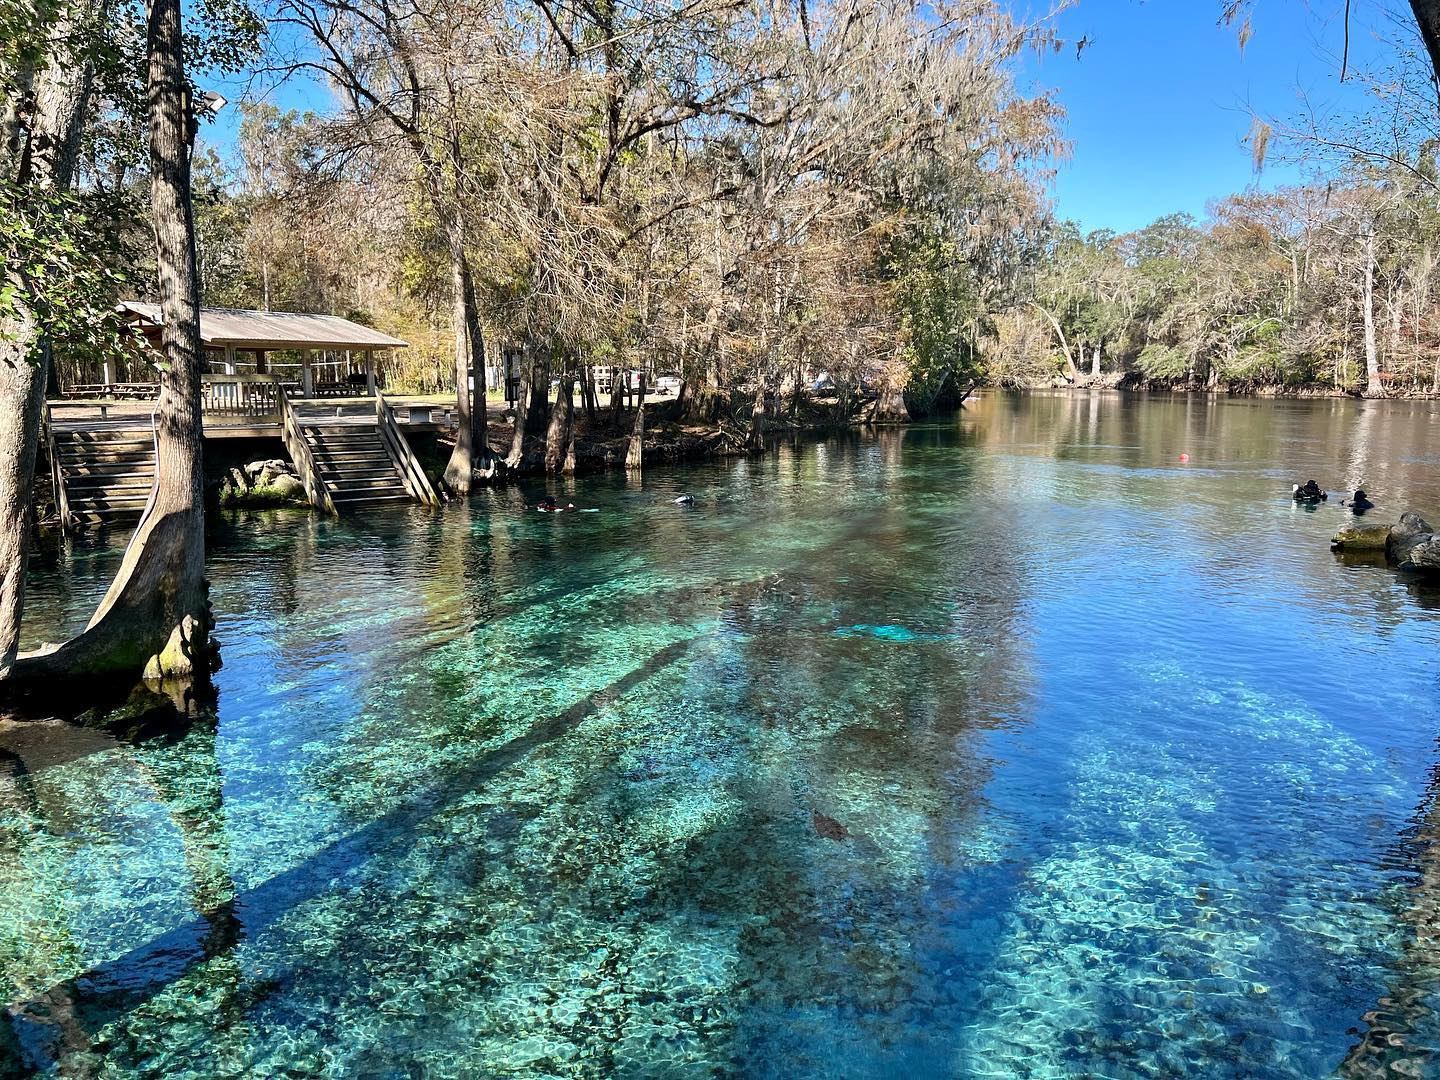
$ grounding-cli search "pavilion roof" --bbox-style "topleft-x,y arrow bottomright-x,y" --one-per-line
119,302 -> 408,351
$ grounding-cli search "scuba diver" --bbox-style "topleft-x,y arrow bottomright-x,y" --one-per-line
1342,489 -> 1375,514
1292,480 -> 1327,504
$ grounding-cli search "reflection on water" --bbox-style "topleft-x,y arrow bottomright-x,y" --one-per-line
4,390 -> 1440,1077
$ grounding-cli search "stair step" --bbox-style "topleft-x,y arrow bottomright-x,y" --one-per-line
56,443 -> 154,454
316,465 -> 393,476
331,493 -> 413,506
57,448 -> 155,461
55,431 -> 154,445
69,499 -> 151,512
324,473 -> 405,485
60,460 -> 157,478
65,478 -> 154,493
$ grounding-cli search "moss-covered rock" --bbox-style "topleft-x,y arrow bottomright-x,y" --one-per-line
1330,524 -> 1391,551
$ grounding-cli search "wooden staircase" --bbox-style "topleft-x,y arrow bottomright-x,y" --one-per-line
277,384 -> 438,515
303,423 -> 414,510
49,428 -> 156,527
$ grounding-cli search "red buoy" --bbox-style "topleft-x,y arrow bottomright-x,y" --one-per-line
1179,453 -> 1190,463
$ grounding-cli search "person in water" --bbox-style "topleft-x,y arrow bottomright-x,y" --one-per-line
1292,479 -> 1327,503
537,495 -> 558,512
674,493 -> 695,505
1342,489 -> 1375,513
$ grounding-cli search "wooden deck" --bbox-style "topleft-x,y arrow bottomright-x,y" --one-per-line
44,379 -> 447,527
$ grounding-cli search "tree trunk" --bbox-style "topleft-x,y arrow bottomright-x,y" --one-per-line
746,377 -> 768,450
609,367 -> 624,421
505,340 -> 549,471
504,342 -> 532,469
1029,301 -> 1078,383
581,364 -> 597,425
0,336 -> 48,678
15,0 -> 210,682
441,218 -> 487,493
1362,225 -> 1383,397
545,370 -> 573,473
624,373 -> 646,471
874,384 -> 910,423
1090,342 -> 1102,379
562,391 -> 577,476
0,0 -> 105,678
1412,0 -> 1440,85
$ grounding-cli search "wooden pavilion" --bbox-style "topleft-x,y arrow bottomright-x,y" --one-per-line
117,302 -> 409,398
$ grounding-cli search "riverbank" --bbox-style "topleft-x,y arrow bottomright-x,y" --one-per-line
1014,372 -> 1440,399
433,394 -> 878,481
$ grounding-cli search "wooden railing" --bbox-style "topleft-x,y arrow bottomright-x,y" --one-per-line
276,381 -> 337,515
201,375 -> 281,424
64,382 -> 160,400
41,404 -> 70,528
375,392 -> 439,506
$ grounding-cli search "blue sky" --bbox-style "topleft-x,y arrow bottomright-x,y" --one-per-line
206,1 -> 1396,237
1017,0 -> 1393,234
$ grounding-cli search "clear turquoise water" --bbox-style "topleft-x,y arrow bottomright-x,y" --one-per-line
5,391 -> 1440,1078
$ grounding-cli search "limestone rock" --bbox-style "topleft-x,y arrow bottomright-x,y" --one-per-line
269,473 -> 306,499
244,457 -> 288,481
1331,524 -> 1391,551
1388,512 -> 1435,564
1402,536 -> 1440,573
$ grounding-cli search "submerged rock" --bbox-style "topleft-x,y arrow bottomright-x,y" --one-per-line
812,810 -> 849,841
1331,524 -> 1391,552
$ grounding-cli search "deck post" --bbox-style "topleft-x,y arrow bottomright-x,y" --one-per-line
301,353 -> 314,398
365,350 -> 376,396
255,349 -> 267,374
101,359 -> 113,388
223,344 -> 237,375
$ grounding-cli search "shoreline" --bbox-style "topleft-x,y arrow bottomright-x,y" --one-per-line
1013,376 -> 1440,401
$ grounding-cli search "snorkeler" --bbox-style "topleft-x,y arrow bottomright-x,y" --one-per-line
537,495 -> 558,512
674,493 -> 695,506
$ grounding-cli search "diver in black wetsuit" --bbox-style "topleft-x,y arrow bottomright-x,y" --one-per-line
1292,480 -> 1327,503
1342,489 -> 1375,513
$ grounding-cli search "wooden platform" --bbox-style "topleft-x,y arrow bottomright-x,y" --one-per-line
44,381 -> 446,528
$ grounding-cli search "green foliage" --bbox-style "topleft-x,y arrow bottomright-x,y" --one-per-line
885,229 -> 987,396
0,181 -> 144,366
1136,343 -> 1190,381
